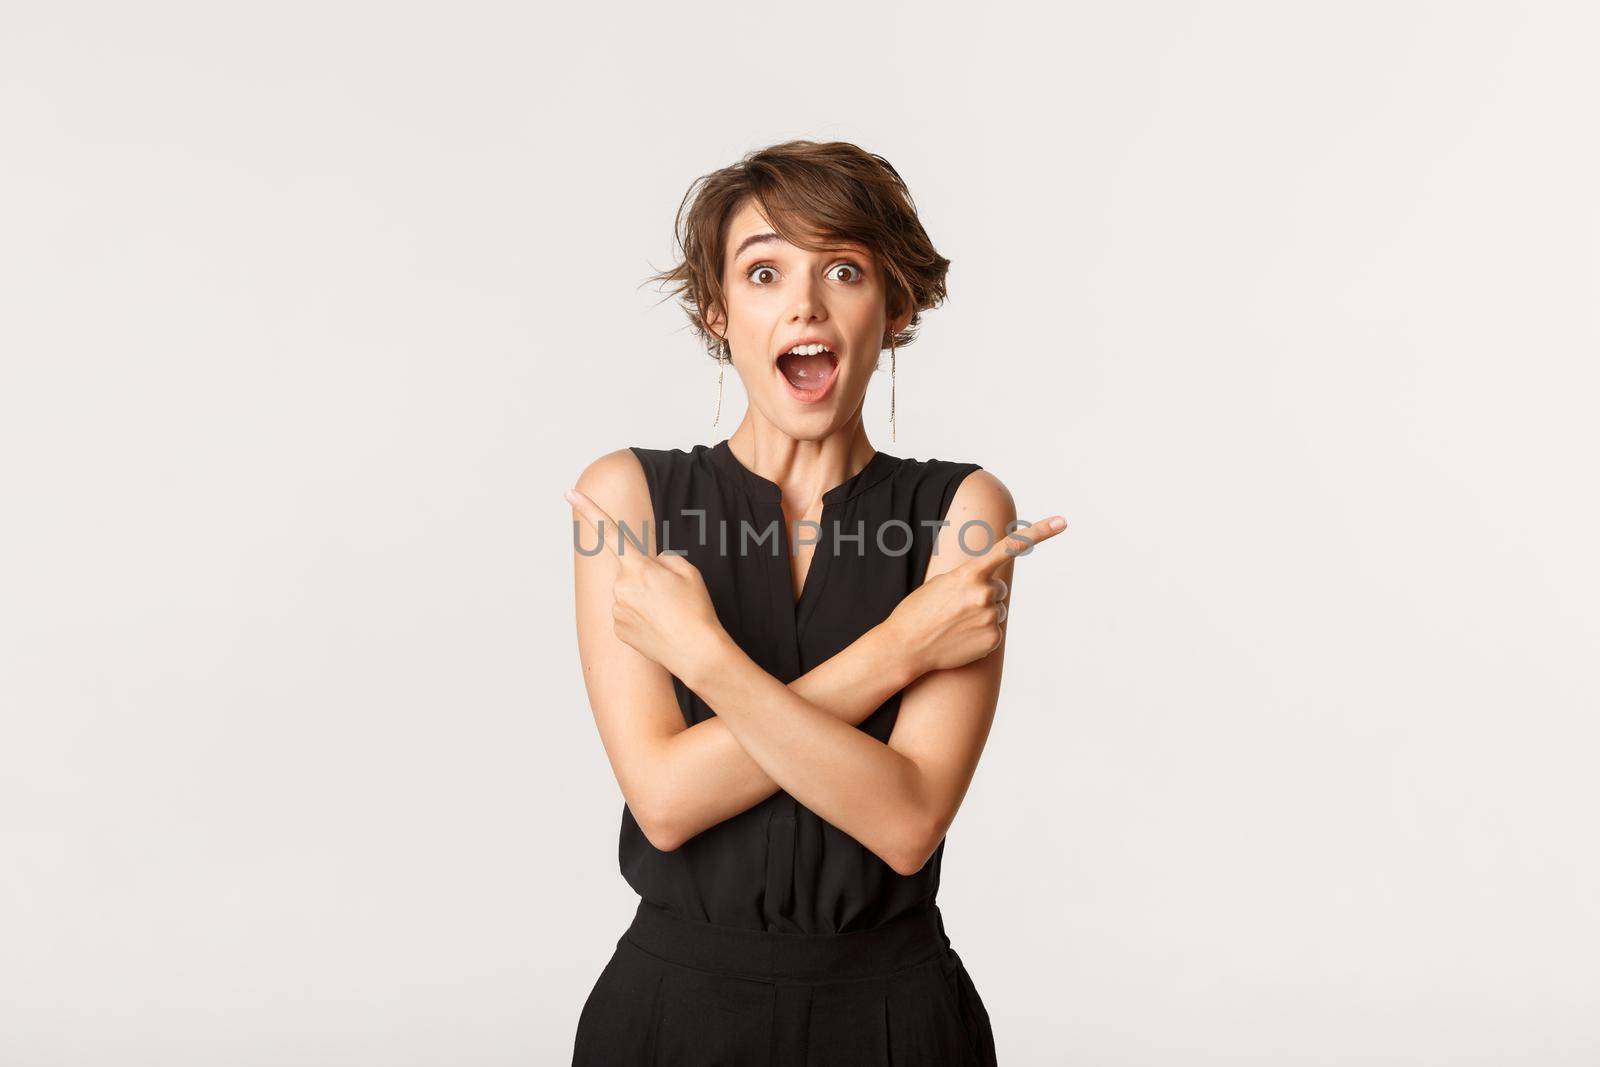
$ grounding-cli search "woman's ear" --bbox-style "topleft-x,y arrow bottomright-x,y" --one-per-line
885,286 -> 913,340
702,304 -> 727,344
886,302 -> 911,341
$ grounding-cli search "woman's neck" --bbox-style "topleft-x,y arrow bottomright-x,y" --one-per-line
724,416 -> 877,514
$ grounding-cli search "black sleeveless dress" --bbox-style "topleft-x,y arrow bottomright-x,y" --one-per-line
573,438 -> 1000,1066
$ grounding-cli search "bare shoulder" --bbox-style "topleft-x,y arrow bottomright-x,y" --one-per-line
572,447 -> 653,520
928,468 -> 1017,578
948,468 -> 1014,520
570,447 -> 656,558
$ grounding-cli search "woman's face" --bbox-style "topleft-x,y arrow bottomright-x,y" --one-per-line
713,200 -> 901,438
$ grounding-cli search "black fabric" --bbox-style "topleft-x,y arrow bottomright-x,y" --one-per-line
576,436 -> 994,1062
618,438 -> 984,934
572,896 -> 998,1066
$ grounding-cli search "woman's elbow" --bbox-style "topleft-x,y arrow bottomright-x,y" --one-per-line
643,823 -> 687,853
633,796 -> 688,853
886,852 -> 926,878
885,816 -> 943,877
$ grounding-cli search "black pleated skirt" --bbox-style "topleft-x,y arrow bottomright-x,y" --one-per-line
571,897 -> 998,1066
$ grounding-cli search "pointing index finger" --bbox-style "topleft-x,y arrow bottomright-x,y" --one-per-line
564,487 -> 652,562
964,514 -> 1068,574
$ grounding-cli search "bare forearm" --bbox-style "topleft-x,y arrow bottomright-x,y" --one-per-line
649,620 -> 921,848
678,631 -> 930,875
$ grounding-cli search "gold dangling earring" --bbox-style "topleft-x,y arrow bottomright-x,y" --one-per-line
713,340 -> 728,427
888,333 -> 897,443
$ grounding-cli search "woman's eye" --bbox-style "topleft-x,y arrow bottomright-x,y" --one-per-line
746,260 -> 864,285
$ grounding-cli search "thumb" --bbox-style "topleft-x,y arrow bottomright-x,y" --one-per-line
655,550 -> 698,576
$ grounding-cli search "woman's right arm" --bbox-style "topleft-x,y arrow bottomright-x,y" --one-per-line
570,448 -> 927,851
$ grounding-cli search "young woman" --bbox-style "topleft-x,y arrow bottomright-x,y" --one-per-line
564,140 -> 1065,1065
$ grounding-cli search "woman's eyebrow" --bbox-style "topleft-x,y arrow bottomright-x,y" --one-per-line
732,233 -> 870,261
732,232 -> 780,259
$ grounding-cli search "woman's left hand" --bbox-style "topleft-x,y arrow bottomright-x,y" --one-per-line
564,486 -> 726,680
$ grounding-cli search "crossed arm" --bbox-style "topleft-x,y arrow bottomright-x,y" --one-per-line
571,448 -> 1015,875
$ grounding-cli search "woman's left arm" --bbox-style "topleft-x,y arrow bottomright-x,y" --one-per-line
678,470 -> 1020,876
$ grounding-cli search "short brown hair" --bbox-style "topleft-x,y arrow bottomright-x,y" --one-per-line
644,140 -> 951,361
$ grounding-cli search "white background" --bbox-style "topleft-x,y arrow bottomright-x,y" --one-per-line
3,2 -> 1597,1063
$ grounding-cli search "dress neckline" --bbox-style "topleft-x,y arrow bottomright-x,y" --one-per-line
707,438 -> 899,507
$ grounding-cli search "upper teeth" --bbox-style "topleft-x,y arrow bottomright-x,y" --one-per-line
785,343 -> 833,356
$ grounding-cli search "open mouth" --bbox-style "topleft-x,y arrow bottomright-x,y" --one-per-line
775,343 -> 840,403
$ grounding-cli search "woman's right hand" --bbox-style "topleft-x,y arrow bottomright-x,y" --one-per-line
887,515 -> 1067,675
